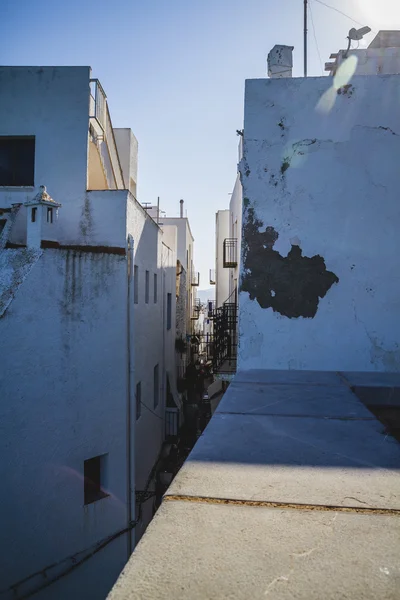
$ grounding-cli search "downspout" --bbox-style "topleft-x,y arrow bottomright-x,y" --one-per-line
126,234 -> 134,557
161,250 -> 166,438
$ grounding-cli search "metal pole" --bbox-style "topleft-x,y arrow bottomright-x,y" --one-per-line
304,0 -> 308,77
157,196 -> 160,225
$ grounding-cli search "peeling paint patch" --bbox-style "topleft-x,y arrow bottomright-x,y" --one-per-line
241,208 -> 339,318
337,84 -> 354,97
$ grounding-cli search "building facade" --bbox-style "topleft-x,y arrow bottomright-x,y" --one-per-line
0,66 -> 174,599
238,41 -> 400,372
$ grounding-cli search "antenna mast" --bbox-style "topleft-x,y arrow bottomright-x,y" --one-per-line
304,0 -> 308,77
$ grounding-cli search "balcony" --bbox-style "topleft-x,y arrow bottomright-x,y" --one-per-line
223,238 -> 238,268
190,298 -> 201,320
209,269 -> 216,285
88,79 -> 125,190
207,300 -> 215,318
212,302 -> 237,377
191,271 -> 200,287
89,79 -> 107,133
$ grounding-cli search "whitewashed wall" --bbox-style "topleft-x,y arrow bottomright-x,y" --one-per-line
161,232 -> 178,405
215,210 -> 230,307
239,74 -> 400,372
0,67 -> 91,243
114,128 -> 138,197
127,198 -> 164,541
0,249 -> 131,600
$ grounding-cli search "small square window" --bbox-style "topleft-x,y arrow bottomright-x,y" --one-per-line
145,270 -> 149,304
134,265 -> 139,304
154,364 -> 159,408
47,207 -> 53,223
84,455 -> 108,505
31,207 -> 37,223
154,273 -> 158,303
0,136 -> 35,186
136,381 -> 141,420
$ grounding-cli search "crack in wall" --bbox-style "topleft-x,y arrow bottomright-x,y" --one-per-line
163,495 -> 400,516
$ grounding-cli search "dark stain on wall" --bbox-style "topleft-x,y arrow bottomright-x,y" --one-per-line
241,208 -> 339,318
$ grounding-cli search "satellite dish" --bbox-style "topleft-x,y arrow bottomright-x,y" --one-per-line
344,25 -> 371,57
348,26 -> 371,41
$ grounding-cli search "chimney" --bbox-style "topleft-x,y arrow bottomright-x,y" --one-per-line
267,45 -> 294,78
180,199 -> 184,218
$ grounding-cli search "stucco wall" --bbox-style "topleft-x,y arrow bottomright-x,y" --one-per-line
114,129 -> 138,197
0,248 -> 131,599
239,74 -> 400,372
215,210 -> 230,307
127,198 -> 165,540
335,48 -> 400,76
0,67 -> 91,244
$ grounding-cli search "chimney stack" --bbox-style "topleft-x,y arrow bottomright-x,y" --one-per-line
267,45 -> 294,78
180,199 -> 184,218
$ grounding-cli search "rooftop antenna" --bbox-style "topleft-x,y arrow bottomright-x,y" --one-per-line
344,26 -> 371,57
304,0 -> 308,77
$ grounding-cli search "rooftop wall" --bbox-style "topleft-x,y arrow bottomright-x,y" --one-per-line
239,74 -> 400,372
0,248 -> 130,599
0,67 -> 90,241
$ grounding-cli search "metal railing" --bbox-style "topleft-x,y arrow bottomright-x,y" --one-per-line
165,408 -> 179,438
191,298 -> 202,320
223,238 -> 238,268
207,300 -> 215,318
191,271 -> 200,286
209,269 -> 216,285
89,79 -> 125,190
212,289 -> 238,374
89,79 -> 107,130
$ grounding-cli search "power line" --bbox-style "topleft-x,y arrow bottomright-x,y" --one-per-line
309,0 -> 324,75
7,447 -> 167,599
313,0 -> 366,28
141,400 -> 164,421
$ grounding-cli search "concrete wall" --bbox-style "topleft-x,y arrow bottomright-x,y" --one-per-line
127,197 -> 164,541
161,236 -> 178,403
215,210 -> 230,307
0,248 -> 132,600
9,190 -> 129,250
239,74 -> 400,372
0,67 -> 91,243
334,48 -> 400,76
114,129 -> 138,197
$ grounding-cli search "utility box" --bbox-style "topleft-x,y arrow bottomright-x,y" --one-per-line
267,45 -> 294,78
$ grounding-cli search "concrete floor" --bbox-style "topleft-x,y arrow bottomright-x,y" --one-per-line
109,370 -> 400,600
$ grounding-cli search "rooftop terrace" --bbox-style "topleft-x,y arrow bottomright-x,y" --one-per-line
108,370 -> 400,600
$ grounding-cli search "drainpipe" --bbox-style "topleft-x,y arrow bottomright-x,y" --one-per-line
161,254 -> 166,438
126,235 -> 134,557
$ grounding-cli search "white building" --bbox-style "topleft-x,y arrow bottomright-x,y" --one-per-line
238,40 -> 400,372
325,30 -> 400,76
0,66 -> 176,599
144,202 -> 199,369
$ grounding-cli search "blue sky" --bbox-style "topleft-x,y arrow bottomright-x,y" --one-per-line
1,0 -> 399,286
